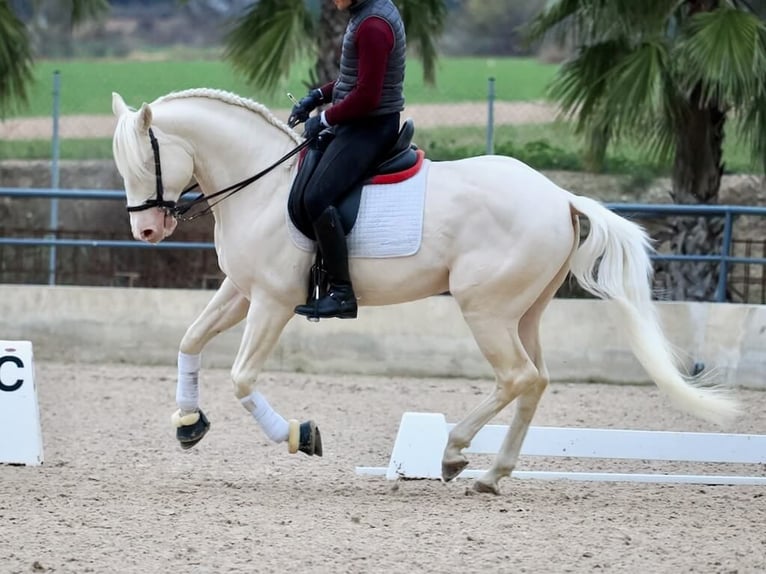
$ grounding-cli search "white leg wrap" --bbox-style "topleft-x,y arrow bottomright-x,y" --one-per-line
176,352 -> 202,413
240,391 -> 289,443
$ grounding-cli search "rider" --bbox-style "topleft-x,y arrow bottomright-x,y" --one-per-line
289,0 -> 406,320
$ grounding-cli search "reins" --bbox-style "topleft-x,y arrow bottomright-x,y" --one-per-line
127,127 -> 313,222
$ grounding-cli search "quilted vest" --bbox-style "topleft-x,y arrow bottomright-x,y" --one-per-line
332,0 -> 406,116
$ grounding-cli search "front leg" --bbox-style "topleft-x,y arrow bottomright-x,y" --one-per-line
173,277 -> 249,449
233,291 -> 322,456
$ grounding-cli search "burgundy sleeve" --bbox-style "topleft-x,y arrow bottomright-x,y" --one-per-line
324,16 -> 395,126
318,81 -> 334,103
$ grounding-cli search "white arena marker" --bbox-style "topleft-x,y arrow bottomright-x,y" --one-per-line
356,412 -> 766,485
0,341 -> 44,466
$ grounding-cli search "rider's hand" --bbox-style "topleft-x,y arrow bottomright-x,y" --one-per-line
288,89 -> 323,128
303,115 -> 324,140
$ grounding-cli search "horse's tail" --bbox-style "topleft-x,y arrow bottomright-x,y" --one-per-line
566,193 -> 739,426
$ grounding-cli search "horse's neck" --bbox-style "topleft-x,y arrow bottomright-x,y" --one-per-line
153,98 -> 298,215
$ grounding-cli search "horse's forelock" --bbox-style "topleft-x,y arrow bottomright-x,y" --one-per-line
113,111 -> 155,183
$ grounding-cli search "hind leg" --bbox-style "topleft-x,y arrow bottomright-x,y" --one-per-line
474,238 -> 577,493
473,314 -> 548,494
441,312 -> 539,482
174,277 -> 249,449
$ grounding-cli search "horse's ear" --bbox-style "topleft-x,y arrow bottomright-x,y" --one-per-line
137,102 -> 153,133
111,92 -> 128,117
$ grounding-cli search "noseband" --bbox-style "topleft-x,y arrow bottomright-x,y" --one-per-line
125,127 -> 313,221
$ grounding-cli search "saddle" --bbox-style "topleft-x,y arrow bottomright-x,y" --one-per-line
287,118 -> 424,240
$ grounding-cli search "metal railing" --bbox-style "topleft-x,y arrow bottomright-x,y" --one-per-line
609,203 -> 766,302
2,187 -> 766,302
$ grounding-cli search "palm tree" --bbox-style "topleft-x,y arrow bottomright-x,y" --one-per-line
528,0 -> 766,301
0,0 -> 108,117
224,0 -> 447,91
0,1 -> 34,116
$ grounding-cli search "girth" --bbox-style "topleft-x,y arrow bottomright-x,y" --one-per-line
287,119 -> 420,239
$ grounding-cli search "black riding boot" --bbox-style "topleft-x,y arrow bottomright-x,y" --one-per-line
294,206 -> 358,319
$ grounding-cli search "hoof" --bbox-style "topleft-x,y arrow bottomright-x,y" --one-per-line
173,409 -> 210,450
472,480 -> 500,495
287,419 -> 323,457
441,458 -> 469,482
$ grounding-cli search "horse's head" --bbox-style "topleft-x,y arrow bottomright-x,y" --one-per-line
112,92 -> 193,243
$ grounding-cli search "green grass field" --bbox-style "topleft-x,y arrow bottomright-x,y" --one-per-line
0,56 -> 761,176
6,57 -> 557,117
2,122 -> 758,177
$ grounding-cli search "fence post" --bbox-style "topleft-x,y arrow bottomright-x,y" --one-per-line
716,210 -> 733,302
48,70 -> 61,286
486,77 -> 495,155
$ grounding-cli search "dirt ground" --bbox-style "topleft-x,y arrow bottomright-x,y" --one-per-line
1,362 -> 765,574
0,102 -> 558,140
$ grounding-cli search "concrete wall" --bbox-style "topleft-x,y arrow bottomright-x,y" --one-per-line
0,285 -> 764,389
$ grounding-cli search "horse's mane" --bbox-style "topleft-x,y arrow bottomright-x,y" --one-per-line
155,88 -> 302,144
113,87 -> 302,185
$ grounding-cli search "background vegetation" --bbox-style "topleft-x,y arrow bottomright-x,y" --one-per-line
0,56 -> 758,177
5,57 -> 556,116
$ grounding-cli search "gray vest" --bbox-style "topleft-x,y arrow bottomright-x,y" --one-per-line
332,0 -> 406,117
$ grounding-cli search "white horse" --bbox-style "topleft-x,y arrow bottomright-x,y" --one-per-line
111,88 -> 738,495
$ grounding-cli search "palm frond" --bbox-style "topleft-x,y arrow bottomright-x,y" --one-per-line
676,7 -> 766,108
525,0 -> 581,46
547,39 -> 630,128
734,88 -> 766,172
0,1 -> 33,116
641,86 -> 685,164
526,0 -> 681,47
550,37 -> 675,164
601,40 -> 670,137
224,0 -> 314,92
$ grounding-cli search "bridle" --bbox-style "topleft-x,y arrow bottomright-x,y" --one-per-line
126,127 -> 312,222
125,128 -> 177,214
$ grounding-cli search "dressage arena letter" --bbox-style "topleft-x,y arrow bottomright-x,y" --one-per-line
0,341 -> 44,465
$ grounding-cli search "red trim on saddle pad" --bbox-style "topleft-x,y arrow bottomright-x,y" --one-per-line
297,148 -> 426,185
370,149 -> 426,185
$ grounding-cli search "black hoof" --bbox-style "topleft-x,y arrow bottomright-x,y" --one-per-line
288,419 -> 322,456
299,420 -> 323,456
176,410 -> 210,450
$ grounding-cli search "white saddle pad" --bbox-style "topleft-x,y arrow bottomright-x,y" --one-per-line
287,159 -> 430,258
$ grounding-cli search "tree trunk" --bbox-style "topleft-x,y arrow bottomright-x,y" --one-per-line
653,92 -> 726,301
583,122 -> 611,173
310,0 -> 348,88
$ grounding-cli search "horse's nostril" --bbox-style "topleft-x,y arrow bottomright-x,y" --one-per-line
140,228 -> 155,241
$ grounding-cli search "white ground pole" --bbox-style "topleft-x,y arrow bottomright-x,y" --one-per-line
0,341 -> 44,466
356,412 -> 766,485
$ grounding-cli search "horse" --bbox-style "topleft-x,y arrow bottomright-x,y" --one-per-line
111,88 -> 739,495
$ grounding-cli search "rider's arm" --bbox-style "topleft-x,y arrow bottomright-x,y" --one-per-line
322,16 -> 395,126
318,82 -> 334,103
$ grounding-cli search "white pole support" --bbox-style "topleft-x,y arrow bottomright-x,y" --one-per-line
0,341 -> 44,466
356,412 -> 766,485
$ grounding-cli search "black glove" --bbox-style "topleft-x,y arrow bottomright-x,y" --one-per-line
303,115 -> 324,140
288,89 -> 323,127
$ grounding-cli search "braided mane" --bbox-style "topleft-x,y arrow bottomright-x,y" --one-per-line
154,88 -> 302,145
113,87 -> 302,185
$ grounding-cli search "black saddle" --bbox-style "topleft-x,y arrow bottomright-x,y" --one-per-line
287,118 -> 421,239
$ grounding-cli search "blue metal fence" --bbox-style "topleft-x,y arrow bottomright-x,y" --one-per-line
2,187 -> 766,302
608,203 -> 766,302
